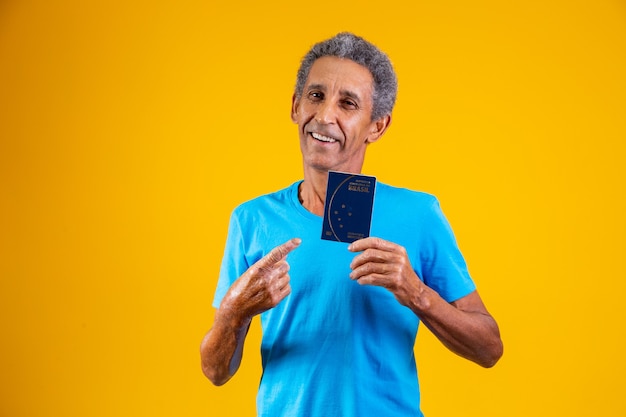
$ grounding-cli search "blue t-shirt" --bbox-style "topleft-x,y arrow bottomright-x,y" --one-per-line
213,181 -> 475,417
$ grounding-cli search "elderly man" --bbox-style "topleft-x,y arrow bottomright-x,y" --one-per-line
200,32 -> 503,417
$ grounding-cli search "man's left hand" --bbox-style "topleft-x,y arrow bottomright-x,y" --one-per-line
348,237 -> 423,308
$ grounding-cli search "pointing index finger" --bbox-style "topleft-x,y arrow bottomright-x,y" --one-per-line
259,238 -> 301,267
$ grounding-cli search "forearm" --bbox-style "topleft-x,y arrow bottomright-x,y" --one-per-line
200,238 -> 300,385
200,306 -> 251,386
410,288 -> 503,368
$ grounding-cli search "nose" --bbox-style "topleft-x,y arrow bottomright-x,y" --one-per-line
315,100 -> 336,124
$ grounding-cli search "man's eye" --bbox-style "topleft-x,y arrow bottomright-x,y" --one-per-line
308,92 -> 323,100
343,100 -> 357,108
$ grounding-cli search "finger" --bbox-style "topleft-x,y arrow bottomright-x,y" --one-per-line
267,275 -> 292,306
245,257 -> 288,287
273,274 -> 292,294
279,282 -> 292,299
266,260 -> 291,281
349,248 -> 389,270
354,273 -> 388,287
257,238 -> 301,268
349,261 -> 394,280
347,237 -> 396,253
269,283 -> 292,307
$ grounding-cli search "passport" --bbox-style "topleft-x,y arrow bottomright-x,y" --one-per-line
321,171 -> 377,243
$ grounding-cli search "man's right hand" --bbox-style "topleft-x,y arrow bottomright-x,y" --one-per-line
219,238 -> 301,326
201,238 -> 301,385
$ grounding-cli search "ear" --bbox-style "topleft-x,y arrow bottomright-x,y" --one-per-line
291,93 -> 300,123
365,114 -> 392,144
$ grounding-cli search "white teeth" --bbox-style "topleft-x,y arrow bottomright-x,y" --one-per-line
312,132 -> 337,143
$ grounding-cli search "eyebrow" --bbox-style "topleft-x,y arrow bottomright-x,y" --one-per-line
306,83 -> 363,104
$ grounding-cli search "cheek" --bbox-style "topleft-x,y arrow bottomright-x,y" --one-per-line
295,109 -> 313,126
344,122 -> 366,142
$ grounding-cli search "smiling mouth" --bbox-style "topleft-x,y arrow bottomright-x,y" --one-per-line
311,132 -> 338,143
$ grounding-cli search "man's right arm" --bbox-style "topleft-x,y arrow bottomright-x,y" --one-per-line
200,238 -> 301,386
199,304 -> 252,386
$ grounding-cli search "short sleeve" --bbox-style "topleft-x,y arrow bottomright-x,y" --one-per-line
212,209 -> 250,308
420,198 -> 476,303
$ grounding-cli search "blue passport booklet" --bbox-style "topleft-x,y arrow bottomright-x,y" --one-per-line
321,171 -> 377,243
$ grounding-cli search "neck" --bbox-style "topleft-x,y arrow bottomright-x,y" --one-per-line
298,173 -> 327,216
299,165 -> 362,216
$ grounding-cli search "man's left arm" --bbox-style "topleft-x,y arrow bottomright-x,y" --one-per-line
348,237 -> 503,368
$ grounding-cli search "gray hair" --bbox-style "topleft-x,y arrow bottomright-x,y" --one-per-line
294,32 -> 398,121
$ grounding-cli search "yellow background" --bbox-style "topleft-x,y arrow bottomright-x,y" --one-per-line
1,0 -> 625,416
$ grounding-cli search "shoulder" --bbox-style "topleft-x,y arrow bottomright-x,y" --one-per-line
375,182 -> 441,214
233,182 -> 299,214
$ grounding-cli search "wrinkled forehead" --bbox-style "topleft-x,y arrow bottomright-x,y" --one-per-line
304,56 -> 374,98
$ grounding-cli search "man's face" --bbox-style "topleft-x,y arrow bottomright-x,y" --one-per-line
291,56 -> 388,175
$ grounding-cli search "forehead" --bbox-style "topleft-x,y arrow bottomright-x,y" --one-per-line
305,56 -> 374,97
